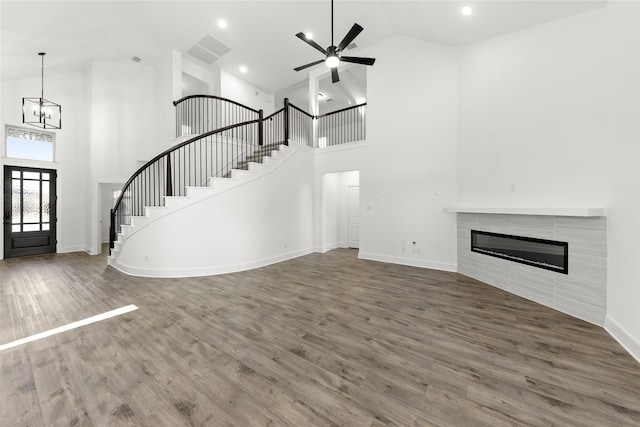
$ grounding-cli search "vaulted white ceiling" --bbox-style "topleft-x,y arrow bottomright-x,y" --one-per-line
1,1 -> 606,94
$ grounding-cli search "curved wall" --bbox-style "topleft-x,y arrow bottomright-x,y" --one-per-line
113,146 -> 314,277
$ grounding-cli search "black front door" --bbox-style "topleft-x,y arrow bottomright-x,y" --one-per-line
3,166 -> 57,258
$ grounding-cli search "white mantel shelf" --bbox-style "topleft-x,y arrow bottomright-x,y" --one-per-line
447,207 -> 606,217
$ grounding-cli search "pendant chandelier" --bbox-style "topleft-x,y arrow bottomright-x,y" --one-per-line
22,52 -> 61,129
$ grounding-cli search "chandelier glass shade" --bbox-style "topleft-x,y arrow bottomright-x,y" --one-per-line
22,52 -> 61,130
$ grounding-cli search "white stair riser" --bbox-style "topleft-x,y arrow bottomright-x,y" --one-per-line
164,196 -> 192,208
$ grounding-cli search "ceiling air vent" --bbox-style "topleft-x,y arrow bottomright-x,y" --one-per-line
186,34 -> 231,65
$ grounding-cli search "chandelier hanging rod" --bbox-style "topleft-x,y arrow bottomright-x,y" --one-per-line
39,52 -> 45,100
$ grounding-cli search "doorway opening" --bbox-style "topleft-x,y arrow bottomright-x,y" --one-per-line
321,170 -> 359,251
96,182 -> 124,255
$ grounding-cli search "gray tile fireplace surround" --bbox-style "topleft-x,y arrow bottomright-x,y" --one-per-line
457,213 -> 607,326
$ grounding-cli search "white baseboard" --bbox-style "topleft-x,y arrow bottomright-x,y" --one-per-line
605,315 -> 640,364
110,248 -> 313,278
357,251 -> 457,273
58,245 -> 91,254
314,242 -> 349,254
315,243 -> 339,253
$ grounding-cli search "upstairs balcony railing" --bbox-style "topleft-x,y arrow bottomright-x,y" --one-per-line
174,95 -> 367,148
110,96 -> 367,253
173,95 -> 260,138
317,103 -> 366,148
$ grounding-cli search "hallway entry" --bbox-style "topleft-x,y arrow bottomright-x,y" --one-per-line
321,170 -> 359,252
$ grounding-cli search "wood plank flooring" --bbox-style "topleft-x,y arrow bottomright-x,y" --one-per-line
1,248 -> 639,426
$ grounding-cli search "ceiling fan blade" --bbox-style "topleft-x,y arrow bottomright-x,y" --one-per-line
341,56 -> 376,66
337,23 -> 364,52
295,32 -> 328,55
331,67 -> 340,83
294,59 -> 325,72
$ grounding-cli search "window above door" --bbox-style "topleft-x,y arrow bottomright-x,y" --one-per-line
5,125 -> 55,162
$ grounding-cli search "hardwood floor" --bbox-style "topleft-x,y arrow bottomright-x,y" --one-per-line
1,248 -> 639,426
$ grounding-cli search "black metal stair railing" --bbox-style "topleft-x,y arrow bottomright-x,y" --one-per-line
286,98 -> 314,147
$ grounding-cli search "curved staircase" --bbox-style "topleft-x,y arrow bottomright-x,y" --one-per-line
107,95 -> 366,277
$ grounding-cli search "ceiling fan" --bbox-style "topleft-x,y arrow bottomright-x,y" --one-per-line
293,0 -> 376,83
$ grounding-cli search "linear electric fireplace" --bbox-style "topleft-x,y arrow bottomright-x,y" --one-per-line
471,230 -> 568,274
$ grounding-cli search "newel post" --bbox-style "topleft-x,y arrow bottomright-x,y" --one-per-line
109,208 -> 116,251
283,97 -> 290,146
258,109 -> 264,146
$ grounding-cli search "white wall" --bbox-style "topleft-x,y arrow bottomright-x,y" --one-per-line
156,50 -> 182,146
89,60 -> 158,181
358,35 -> 459,272
220,70 -> 275,115
1,71 -> 90,256
458,3 -> 640,360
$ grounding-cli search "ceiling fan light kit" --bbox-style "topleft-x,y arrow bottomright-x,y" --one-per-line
294,0 -> 376,83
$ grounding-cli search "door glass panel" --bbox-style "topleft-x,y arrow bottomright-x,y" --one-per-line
23,224 -> 40,232
12,170 -> 20,178
42,173 -> 50,180
42,182 -> 50,222
12,225 -> 21,232
12,179 -> 21,223
23,171 -> 40,180
42,223 -> 50,231
22,180 -> 41,223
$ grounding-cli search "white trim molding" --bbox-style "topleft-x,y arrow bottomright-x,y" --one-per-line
110,248 -> 313,278
358,251 -> 457,273
447,207 -> 606,217
605,315 -> 640,364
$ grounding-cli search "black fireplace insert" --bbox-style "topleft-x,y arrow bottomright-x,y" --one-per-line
471,230 -> 568,274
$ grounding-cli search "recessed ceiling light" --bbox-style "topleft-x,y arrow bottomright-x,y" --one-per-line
305,32 -> 313,40
461,6 -> 473,16
240,65 -> 247,73
217,19 -> 227,29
